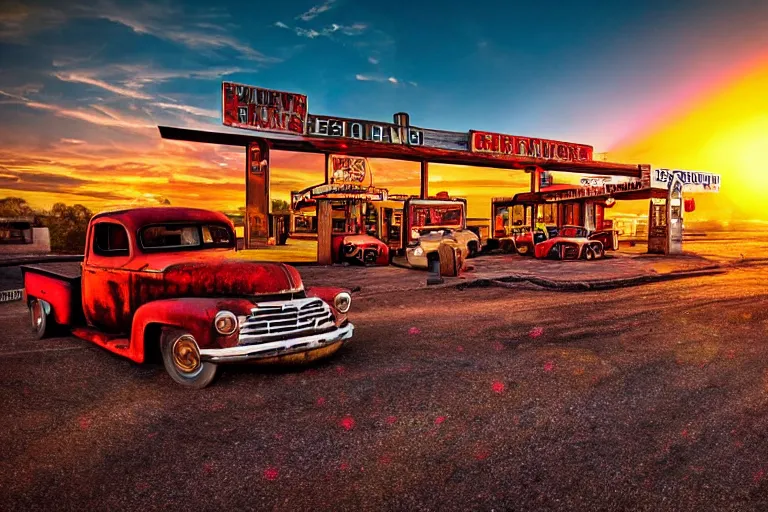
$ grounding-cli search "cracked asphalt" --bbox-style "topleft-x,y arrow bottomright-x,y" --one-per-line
2,266 -> 768,511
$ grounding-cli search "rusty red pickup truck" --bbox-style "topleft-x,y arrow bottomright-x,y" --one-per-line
22,207 -> 354,388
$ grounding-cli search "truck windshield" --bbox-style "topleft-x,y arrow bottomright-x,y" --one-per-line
140,223 -> 233,251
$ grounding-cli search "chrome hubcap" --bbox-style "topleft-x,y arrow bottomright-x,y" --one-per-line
172,336 -> 201,374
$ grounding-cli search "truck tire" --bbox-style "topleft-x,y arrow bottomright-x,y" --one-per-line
29,298 -> 55,340
467,241 -> 479,258
160,328 -> 218,389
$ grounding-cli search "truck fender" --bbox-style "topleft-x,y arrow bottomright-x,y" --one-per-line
129,298 -> 249,363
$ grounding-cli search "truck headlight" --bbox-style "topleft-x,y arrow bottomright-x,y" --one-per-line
413,246 -> 424,257
214,310 -> 238,335
334,292 -> 351,313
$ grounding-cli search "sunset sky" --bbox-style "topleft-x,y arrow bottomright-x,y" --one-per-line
1,0 -> 767,221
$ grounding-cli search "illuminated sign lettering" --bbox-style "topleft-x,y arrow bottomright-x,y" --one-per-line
222,82 -> 308,135
330,155 -> 367,184
652,169 -> 720,192
307,115 -> 424,146
470,130 -> 593,162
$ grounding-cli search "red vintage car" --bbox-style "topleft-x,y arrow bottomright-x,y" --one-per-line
22,207 -> 355,388
513,226 -> 605,260
332,234 -> 390,265
534,236 -> 605,260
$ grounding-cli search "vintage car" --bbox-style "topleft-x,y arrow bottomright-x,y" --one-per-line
534,235 -> 605,260
558,225 -> 620,251
22,207 -> 355,388
398,197 -> 480,270
513,225 -> 615,258
332,234 -> 390,266
403,228 -> 474,269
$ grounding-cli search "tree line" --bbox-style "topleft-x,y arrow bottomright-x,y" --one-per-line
1,197 -> 93,254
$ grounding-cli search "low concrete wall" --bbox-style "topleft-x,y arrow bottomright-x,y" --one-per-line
0,228 -> 51,255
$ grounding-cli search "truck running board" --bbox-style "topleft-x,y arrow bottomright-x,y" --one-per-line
71,327 -> 132,358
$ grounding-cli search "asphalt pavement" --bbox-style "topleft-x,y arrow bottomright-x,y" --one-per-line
3,266 -> 768,510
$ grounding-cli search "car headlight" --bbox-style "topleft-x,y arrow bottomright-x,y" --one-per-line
214,310 -> 238,335
334,292 -> 351,313
413,246 -> 424,257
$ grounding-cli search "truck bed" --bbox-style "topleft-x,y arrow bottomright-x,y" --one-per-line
21,262 -> 83,326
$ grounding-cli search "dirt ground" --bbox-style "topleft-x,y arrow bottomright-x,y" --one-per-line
3,266 -> 768,510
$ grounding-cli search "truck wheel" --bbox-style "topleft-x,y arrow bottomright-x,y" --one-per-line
160,329 -> 218,389
468,241 -> 479,258
29,298 -> 54,339
516,243 -> 529,256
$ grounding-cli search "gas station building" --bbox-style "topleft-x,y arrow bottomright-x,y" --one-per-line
158,82 -> 720,263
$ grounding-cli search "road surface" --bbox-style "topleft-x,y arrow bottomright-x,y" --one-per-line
2,266 -> 768,511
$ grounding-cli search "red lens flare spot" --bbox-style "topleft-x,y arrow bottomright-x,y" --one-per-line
435,416 -> 446,425
543,361 -> 555,372
340,415 -> 356,430
263,467 -> 279,481
456,345 -> 464,352
408,327 -> 421,335
386,415 -> 397,425
335,365 -> 345,374
529,326 -> 544,338
339,461 -> 350,471
754,469 -> 765,483
147,431 -> 158,439
493,342 -> 504,352
203,462 -> 214,474
474,448 -> 490,461
492,381 -> 505,394
316,397 -> 326,406
78,416 -> 91,430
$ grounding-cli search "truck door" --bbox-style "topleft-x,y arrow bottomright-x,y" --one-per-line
82,221 -> 133,334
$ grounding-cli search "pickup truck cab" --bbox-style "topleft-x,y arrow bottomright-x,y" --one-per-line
22,207 -> 354,388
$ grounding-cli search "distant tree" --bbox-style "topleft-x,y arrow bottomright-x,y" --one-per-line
42,202 -> 93,254
0,197 -> 35,218
271,199 -> 290,212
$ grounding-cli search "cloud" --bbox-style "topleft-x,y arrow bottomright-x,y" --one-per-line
368,56 -> 379,64
77,2 -> 280,63
53,72 -> 152,99
325,23 -> 367,36
153,102 -> 218,119
355,74 -> 416,86
295,27 -> 321,39
277,20 -> 367,39
297,0 -> 336,22
1,89 -> 155,130
0,3 -> 68,41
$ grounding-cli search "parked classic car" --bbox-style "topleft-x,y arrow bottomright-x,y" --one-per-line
399,197 -> 480,270
333,234 -> 390,266
22,207 -> 355,388
511,225 -> 605,260
512,224 -> 614,259
534,235 -> 605,260
403,228 -> 476,269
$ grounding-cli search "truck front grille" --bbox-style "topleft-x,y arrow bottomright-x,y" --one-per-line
238,297 -> 335,345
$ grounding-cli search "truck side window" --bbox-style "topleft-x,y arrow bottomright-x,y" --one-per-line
93,223 -> 129,256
